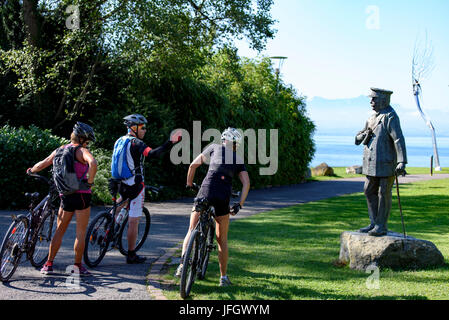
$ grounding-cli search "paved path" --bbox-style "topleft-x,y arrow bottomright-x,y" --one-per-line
1,174 -> 448,300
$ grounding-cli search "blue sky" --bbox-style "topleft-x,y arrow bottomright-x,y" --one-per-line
237,0 -> 449,114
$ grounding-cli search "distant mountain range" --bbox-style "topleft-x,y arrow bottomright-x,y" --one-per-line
306,96 -> 449,137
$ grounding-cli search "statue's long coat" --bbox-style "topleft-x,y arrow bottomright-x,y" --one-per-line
357,106 -> 407,177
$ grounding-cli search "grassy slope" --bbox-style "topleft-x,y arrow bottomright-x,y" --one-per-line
163,177 -> 449,300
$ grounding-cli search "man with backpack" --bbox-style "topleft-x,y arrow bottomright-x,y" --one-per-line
111,114 -> 182,264
28,122 -> 98,276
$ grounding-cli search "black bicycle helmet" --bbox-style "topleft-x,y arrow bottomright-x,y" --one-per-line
73,122 -> 96,142
123,114 -> 148,127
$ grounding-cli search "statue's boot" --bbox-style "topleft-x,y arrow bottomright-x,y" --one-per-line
359,224 -> 375,233
368,224 -> 387,236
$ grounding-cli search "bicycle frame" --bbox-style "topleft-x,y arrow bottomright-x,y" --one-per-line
0,173 -> 59,281
25,174 -> 58,232
84,180 -> 158,267
28,195 -> 49,227
180,187 -> 241,297
108,183 -> 160,242
25,174 -> 59,255
104,180 -> 159,248
197,208 -> 215,246
105,197 -> 130,247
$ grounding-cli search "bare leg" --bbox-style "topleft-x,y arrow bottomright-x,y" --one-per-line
47,207 -> 74,261
74,207 -> 91,264
181,208 -> 200,257
127,216 -> 140,251
215,214 -> 230,277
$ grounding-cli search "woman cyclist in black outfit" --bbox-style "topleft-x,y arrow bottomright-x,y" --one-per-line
176,128 -> 250,287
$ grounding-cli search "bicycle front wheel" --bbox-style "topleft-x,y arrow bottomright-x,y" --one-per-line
0,216 -> 29,282
84,211 -> 112,268
30,209 -> 57,268
180,229 -> 200,299
118,207 -> 151,256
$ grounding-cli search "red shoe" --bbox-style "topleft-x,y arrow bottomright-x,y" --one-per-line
40,262 -> 54,275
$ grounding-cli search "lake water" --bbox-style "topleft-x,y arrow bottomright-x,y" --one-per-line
311,135 -> 449,168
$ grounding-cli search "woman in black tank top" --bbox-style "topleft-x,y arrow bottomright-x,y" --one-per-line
176,128 -> 250,287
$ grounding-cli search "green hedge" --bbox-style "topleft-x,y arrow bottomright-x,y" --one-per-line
0,125 -> 114,208
1,55 -> 316,209
0,125 -> 67,208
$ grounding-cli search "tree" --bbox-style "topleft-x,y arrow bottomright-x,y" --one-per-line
1,0 -> 276,132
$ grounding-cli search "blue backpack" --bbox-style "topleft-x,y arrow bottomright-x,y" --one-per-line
111,136 -> 135,180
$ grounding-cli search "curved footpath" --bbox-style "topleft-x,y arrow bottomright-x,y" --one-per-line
1,174 -> 448,300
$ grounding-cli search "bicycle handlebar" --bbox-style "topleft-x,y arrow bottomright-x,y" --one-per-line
191,183 -> 200,191
26,171 -> 51,185
146,185 -> 162,194
231,191 -> 241,198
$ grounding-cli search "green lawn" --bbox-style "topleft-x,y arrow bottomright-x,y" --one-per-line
309,167 -> 449,181
162,177 -> 449,300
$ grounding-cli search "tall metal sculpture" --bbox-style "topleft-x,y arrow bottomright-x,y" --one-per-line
412,34 -> 441,171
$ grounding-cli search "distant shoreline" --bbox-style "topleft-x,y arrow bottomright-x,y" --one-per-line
311,134 -> 448,168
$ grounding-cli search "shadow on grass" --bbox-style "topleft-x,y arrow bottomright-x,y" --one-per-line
164,267 -> 429,300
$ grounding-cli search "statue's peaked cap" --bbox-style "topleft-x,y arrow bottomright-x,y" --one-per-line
368,88 -> 393,98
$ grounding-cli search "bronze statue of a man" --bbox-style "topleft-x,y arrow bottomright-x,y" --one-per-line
355,88 -> 407,236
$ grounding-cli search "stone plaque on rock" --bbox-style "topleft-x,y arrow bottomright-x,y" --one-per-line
339,231 -> 445,271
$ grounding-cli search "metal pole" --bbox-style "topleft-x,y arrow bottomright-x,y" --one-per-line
430,155 -> 433,176
395,174 -> 407,239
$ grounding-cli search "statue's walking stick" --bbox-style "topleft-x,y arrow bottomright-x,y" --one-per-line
395,173 -> 407,240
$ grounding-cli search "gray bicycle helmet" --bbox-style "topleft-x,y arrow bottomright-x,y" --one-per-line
73,122 -> 96,142
123,114 -> 148,127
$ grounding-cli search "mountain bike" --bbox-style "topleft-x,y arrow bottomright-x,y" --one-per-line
179,185 -> 240,299
83,179 -> 159,268
0,172 -> 59,282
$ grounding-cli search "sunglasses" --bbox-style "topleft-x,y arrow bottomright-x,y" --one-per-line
138,125 -> 147,130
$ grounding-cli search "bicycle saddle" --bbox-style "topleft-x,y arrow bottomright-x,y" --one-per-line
194,197 -> 209,212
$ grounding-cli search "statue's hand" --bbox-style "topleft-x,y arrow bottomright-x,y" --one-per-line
355,131 -> 366,145
395,163 -> 407,176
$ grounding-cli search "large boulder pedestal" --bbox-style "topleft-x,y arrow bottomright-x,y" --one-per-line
339,231 -> 445,271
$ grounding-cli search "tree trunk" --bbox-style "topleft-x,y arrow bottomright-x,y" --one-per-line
22,0 -> 40,47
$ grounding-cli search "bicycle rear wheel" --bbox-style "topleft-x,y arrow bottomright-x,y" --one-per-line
180,229 -> 200,299
0,216 -> 28,282
118,207 -> 151,256
84,211 -> 112,268
30,209 -> 57,268
198,223 -> 215,280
